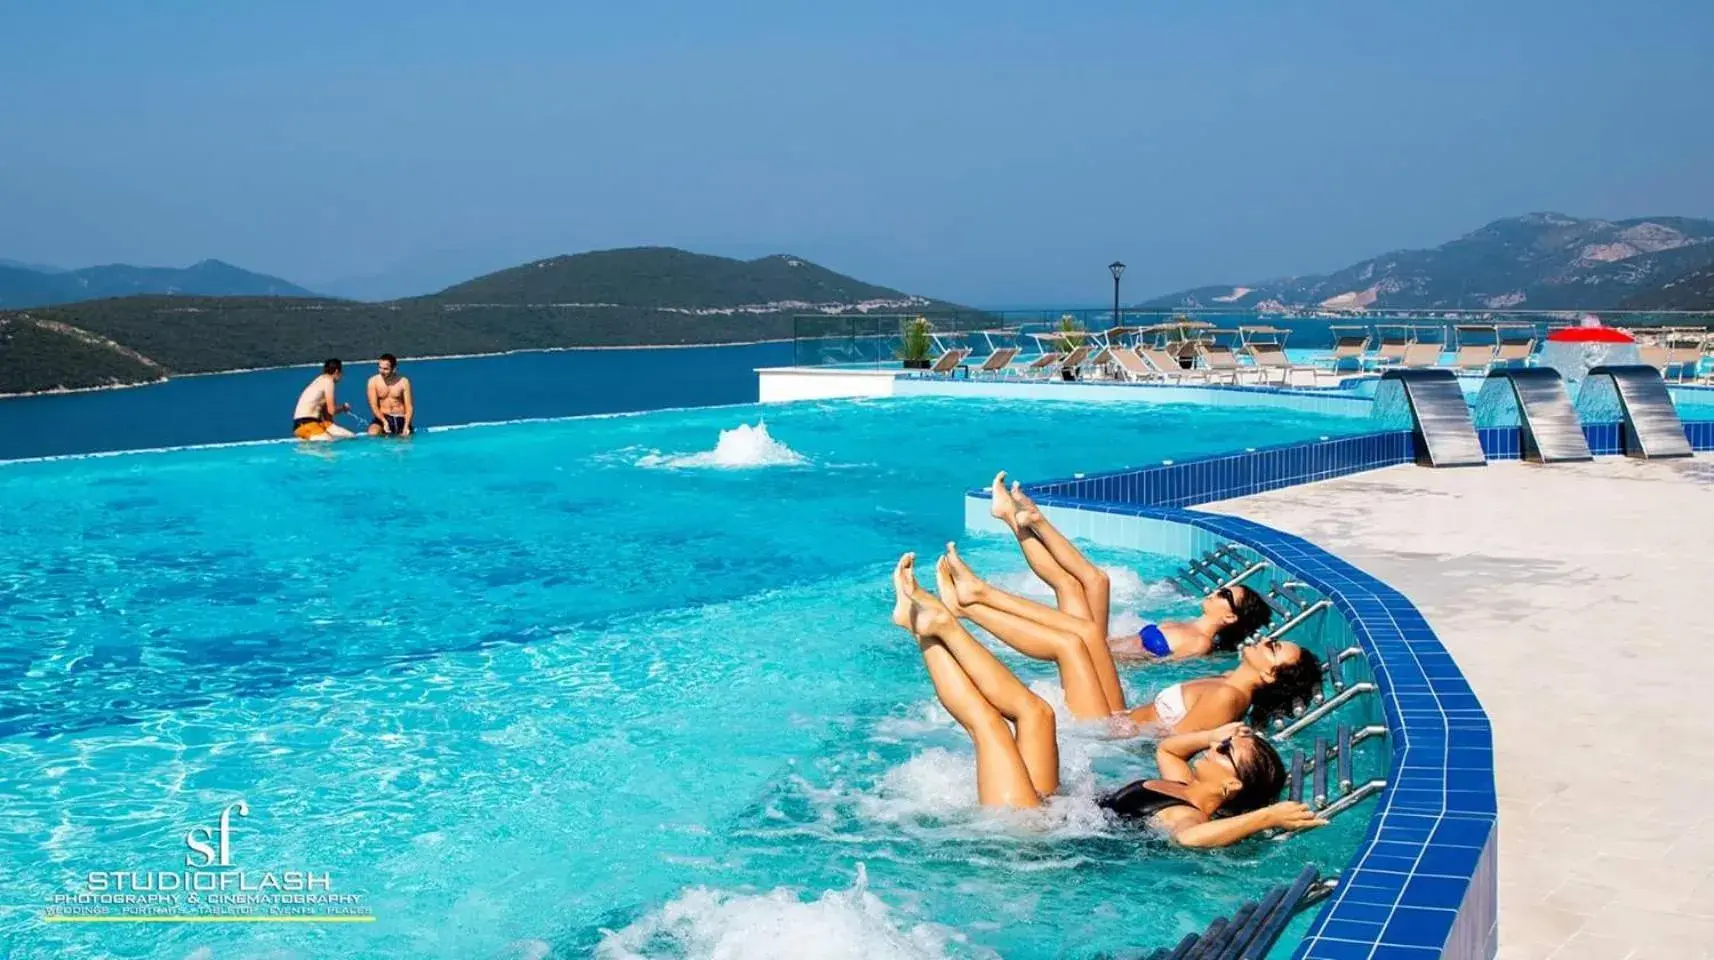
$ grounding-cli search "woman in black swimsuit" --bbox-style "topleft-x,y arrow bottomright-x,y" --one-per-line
891,553 -> 1323,847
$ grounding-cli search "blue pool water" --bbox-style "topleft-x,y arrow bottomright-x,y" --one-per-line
0,397 -> 1377,959
0,342 -> 796,461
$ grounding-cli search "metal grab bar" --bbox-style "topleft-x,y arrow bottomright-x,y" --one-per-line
1292,724 -> 1386,778
1320,779 -> 1386,820
1257,599 -> 1330,645
1271,683 -> 1378,740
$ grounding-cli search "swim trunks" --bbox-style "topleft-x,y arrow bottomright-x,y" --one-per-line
371,414 -> 407,435
293,417 -> 330,440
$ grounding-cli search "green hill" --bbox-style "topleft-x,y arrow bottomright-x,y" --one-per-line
0,248 -> 957,394
432,247 -> 928,309
0,315 -> 166,395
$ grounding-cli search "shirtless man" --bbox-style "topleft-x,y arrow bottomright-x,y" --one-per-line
291,359 -> 355,441
365,353 -> 415,437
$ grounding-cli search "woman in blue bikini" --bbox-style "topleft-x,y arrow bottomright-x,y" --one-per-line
941,473 -> 1319,733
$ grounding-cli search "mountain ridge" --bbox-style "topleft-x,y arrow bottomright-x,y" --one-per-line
0,259 -> 315,308
0,246 -> 963,394
1142,212 -> 1714,312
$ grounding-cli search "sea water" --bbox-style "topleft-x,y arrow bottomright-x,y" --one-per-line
0,396 -> 1375,959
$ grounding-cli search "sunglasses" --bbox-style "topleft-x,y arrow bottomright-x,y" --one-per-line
1216,587 -> 1238,613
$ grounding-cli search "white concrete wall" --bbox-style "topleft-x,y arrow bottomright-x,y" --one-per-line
756,367 -> 899,403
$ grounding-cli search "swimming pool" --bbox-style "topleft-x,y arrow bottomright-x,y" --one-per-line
0,397 -> 1376,959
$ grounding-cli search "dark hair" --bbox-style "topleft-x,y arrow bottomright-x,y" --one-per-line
1220,735 -> 1287,816
1247,646 -> 1324,730
1095,736 -> 1287,822
379,353 -> 397,365
1211,585 -> 1273,652
323,358 -> 342,375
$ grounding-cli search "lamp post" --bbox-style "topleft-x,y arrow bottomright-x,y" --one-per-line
1109,261 -> 1126,329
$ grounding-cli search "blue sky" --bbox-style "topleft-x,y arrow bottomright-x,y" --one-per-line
2,0 -> 1711,303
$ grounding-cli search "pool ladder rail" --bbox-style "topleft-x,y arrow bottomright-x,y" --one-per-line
1121,864 -> 1336,960
1280,723 -> 1389,824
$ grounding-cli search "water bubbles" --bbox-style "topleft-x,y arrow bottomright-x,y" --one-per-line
635,422 -> 808,469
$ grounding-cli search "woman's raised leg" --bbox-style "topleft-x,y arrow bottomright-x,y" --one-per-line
1011,483 -> 1113,634
933,555 -> 1112,720
989,472 -> 1093,621
891,554 -> 1043,807
925,558 -> 1058,795
945,543 -> 1127,714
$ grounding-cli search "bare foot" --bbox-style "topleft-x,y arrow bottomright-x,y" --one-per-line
1010,481 -> 1039,512
942,542 -> 985,608
1008,482 -> 1045,529
911,580 -> 956,636
933,555 -> 966,617
988,471 -> 1015,524
890,553 -> 917,631
893,552 -> 953,637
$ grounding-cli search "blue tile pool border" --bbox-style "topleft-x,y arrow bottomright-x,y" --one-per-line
963,492 -> 1500,959
1020,430 -> 1418,507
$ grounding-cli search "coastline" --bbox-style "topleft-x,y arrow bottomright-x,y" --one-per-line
0,337 -> 796,399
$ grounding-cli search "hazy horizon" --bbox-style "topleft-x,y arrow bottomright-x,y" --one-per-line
3,1 -> 1712,304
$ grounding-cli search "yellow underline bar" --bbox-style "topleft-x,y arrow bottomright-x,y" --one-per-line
44,915 -> 376,924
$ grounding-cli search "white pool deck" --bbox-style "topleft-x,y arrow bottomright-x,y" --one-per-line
1205,457 -> 1714,960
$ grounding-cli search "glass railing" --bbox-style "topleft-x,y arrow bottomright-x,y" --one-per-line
791,308 -> 1714,368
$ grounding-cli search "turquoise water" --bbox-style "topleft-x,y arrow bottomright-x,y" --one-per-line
0,397 -> 1376,960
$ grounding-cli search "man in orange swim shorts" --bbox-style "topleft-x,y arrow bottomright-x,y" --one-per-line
291,359 -> 356,441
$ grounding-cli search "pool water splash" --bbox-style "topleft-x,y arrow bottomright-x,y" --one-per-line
636,421 -> 808,469
594,865 -> 989,960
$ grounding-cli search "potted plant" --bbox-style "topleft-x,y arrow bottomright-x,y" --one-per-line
1058,314 -> 1087,349
898,316 -> 934,369
1058,315 -> 1087,380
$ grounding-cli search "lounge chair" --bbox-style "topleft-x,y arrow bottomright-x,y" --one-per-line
1399,342 -> 1443,369
971,346 -> 1020,378
1113,348 -> 1164,383
1137,346 -> 1212,383
1194,342 -> 1260,385
1019,351 -> 1065,379
1087,347 -> 1116,379
1243,342 -> 1318,386
1053,345 -> 1094,380
1666,340 -> 1703,382
1638,344 -> 1670,374
1451,344 -> 1496,374
1323,334 -> 1370,373
1492,337 -> 1535,368
925,348 -> 971,376
1365,335 -> 1410,369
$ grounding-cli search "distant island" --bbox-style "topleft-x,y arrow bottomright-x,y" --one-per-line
1143,213 -> 1714,313
0,258 -> 313,309
0,248 -> 965,395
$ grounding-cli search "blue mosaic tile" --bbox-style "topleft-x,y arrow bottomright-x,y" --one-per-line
1371,947 -> 1447,960
1379,907 -> 1457,949
1403,874 -> 1472,911
1302,939 -> 1379,960
1013,430 -> 1419,508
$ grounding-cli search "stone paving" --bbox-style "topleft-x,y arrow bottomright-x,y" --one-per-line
1206,457 -> 1714,960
